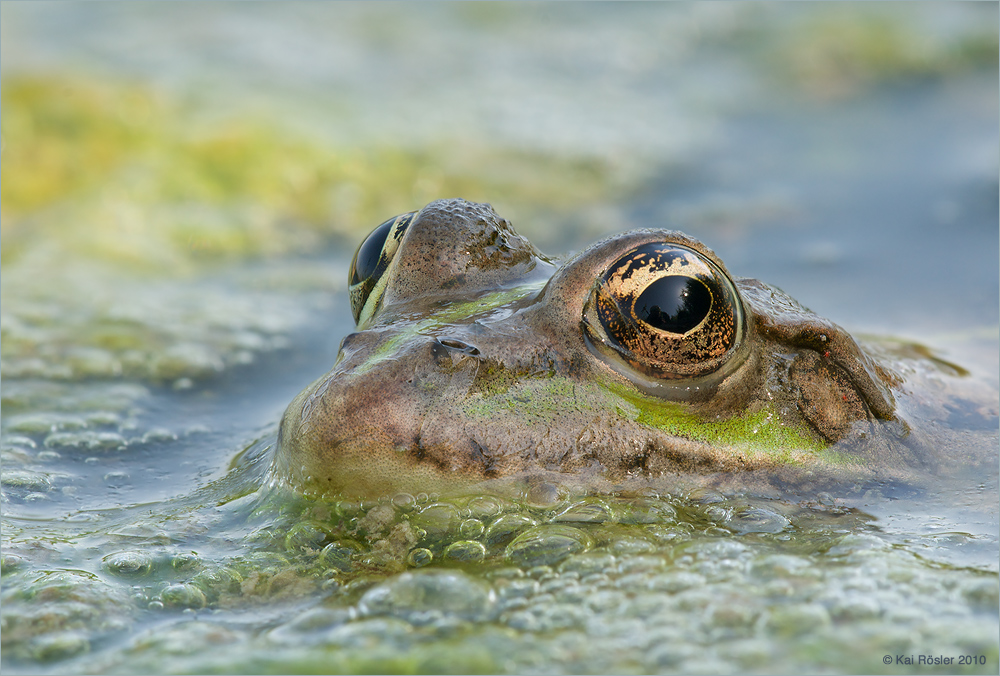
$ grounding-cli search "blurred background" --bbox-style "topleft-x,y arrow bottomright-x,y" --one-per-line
3,3 -> 997,367
1,4 -> 997,672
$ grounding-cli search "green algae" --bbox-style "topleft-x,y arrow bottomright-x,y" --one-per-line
0,76 -> 620,389
1,77 -> 623,272
2,454 -> 997,674
768,7 -> 999,99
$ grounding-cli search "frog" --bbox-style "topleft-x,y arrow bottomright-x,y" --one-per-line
272,198 -> 943,500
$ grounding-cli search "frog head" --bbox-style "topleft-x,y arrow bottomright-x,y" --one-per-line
273,199 -> 903,498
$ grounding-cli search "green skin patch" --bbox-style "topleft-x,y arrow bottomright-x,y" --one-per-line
352,284 -> 545,376
463,376 -> 844,467
602,380 -> 831,462
461,378 -> 586,421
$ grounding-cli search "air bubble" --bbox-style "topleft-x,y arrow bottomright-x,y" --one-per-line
444,540 -> 487,563
505,525 -> 593,568
407,548 -> 433,567
160,583 -> 207,609
103,550 -> 154,577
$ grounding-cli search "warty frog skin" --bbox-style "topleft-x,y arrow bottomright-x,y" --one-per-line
273,198 -> 967,499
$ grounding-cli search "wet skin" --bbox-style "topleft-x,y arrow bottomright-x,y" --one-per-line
274,199 -> 916,499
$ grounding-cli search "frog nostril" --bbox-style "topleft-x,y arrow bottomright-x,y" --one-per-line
430,338 -> 481,369
438,338 -> 481,356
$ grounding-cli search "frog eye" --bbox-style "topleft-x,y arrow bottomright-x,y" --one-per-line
583,242 -> 744,379
348,212 -> 415,324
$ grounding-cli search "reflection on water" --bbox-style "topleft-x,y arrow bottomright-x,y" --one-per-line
2,3 -> 997,674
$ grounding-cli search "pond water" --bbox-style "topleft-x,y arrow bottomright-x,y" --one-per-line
2,4 -> 998,674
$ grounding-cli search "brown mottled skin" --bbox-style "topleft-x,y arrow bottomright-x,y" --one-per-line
273,199 -> 910,499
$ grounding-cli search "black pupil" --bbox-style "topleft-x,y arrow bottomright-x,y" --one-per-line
635,276 -> 712,334
349,217 -> 395,287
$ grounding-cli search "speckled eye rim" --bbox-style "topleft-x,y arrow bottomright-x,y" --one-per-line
583,241 -> 747,382
348,212 -> 415,324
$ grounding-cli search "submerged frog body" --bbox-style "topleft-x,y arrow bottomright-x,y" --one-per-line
275,199 -> 920,499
